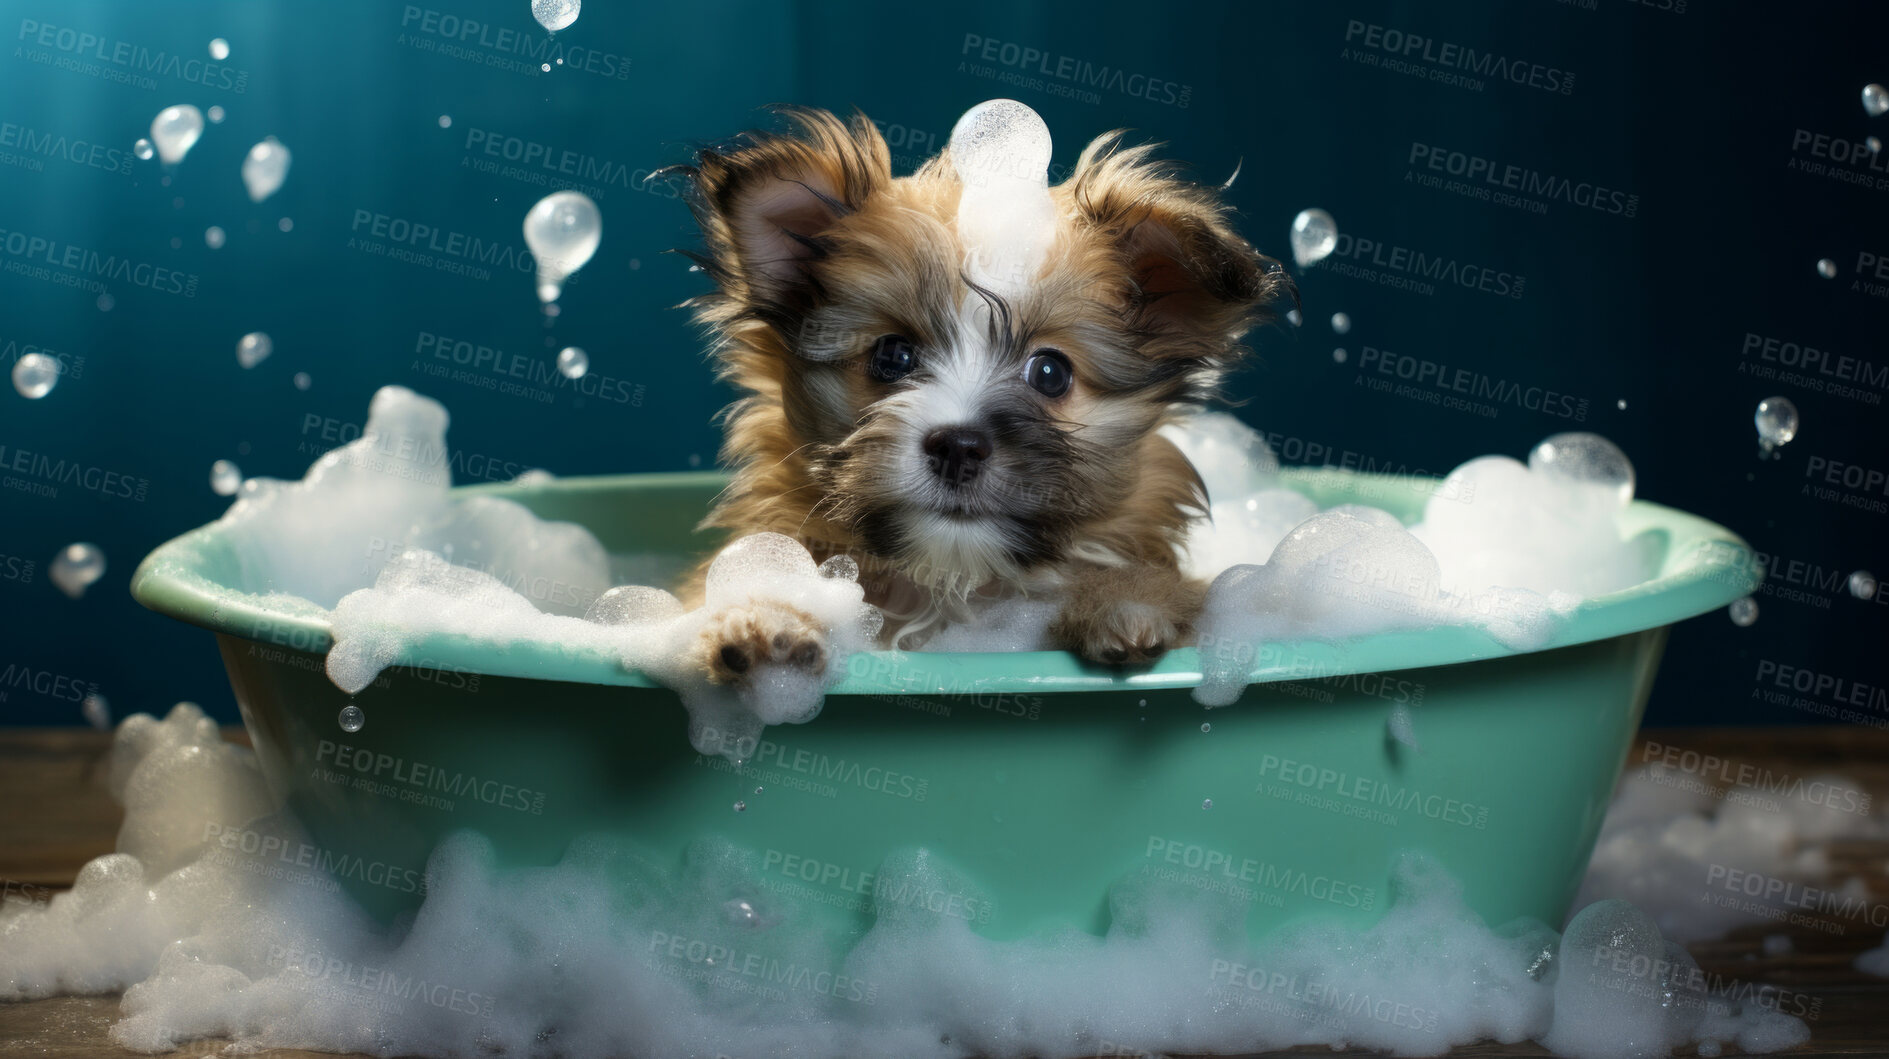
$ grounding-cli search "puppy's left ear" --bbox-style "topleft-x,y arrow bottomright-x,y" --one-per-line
1068,133 -> 1296,366
679,107 -> 891,318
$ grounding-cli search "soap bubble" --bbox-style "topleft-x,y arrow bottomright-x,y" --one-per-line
555,346 -> 588,379
438,115 -> 453,129
207,106 -> 225,124
210,460 -> 242,496
732,800 -> 747,812
1850,571 -> 1877,599
1754,396 -> 1798,457
1201,799 -> 1213,810
523,191 -> 601,303
133,138 -> 154,161
585,585 -> 684,626
293,371 -> 312,391
818,554 -> 859,581
50,543 -> 106,599
12,352 -> 60,398
1285,308 -> 1302,326
1333,348 -> 1348,363
1200,722 -> 1211,733
236,332 -> 272,369
1616,399 -> 1628,411
204,226 -> 226,249
1816,258 -> 1838,279
1865,83 -> 1889,117
1331,312 -> 1351,334
1728,597 -> 1758,626
950,99 -> 1052,186
1289,208 -> 1338,268
533,0 -> 580,31
1528,433 -> 1635,508
242,137 -> 291,202
80,693 -> 111,730
150,105 -> 204,164
950,99 -> 1056,297
338,704 -> 365,732
208,38 -> 230,60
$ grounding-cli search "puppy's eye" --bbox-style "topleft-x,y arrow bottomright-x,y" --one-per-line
1024,348 -> 1073,398
868,335 -> 917,382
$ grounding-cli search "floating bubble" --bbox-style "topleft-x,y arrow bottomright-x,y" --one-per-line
1816,258 -> 1838,279
523,191 -> 602,303
208,38 -> 229,60
1616,399 -> 1628,411
293,372 -> 312,391
1527,432 -> 1636,508
1289,208 -> 1338,268
338,704 -> 365,732
1331,312 -> 1351,334
532,0 -> 580,31
1754,396 -> 1798,457
1200,722 -> 1211,733
1850,571 -> 1878,599
540,63 -> 551,73
150,105 -> 204,165
96,294 -> 114,312
236,332 -> 272,369
1333,348 -> 1348,364
80,693 -> 111,730
438,115 -> 453,129
732,800 -> 747,813
1285,308 -> 1302,326
50,543 -> 106,599
278,218 -> 293,232
556,346 -> 588,379
1728,597 -> 1758,626
210,460 -> 242,496
12,352 -> 59,399
207,106 -> 225,124
1869,137 -> 1883,156
133,138 -> 155,161
1865,83 -> 1889,117
1201,798 -> 1213,810
724,899 -> 760,927
241,137 -> 291,202
204,226 -> 226,249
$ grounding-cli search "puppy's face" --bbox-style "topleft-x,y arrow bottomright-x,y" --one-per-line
681,108 -> 1292,593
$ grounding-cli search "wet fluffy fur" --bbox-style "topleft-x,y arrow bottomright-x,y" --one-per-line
664,107 -> 1293,669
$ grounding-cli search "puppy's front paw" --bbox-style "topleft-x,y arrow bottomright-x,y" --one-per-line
1068,600 -> 1186,667
700,599 -> 829,685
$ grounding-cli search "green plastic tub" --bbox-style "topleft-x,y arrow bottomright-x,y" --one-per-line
131,469 -> 1757,943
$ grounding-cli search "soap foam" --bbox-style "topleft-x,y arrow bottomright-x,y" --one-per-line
0,705 -> 1811,1058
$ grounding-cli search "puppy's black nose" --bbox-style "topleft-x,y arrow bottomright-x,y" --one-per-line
923,427 -> 993,486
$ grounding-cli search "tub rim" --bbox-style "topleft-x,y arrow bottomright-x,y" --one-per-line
130,468 -> 1760,696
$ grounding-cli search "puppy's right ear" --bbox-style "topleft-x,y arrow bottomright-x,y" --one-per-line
676,107 -> 890,317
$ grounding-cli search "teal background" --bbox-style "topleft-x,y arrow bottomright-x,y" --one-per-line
2,0 -> 1885,727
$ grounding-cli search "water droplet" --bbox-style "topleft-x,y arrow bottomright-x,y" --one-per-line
241,137 -> 291,202
1285,308 -> 1302,326
277,217 -> 293,232
1528,432 -> 1636,507
204,226 -> 226,249
1200,722 -> 1211,733
1333,347 -> 1348,364
293,371 -> 312,391
1868,137 -> 1883,156
733,800 -> 747,812
50,543 -> 106,599
210,460 -> 242,496
208,38 -> 230,60
556,346 -> 588,379
133,138 -> 154,161
723,898 -> 760,927
206,105 -> 225,124
754,786 -> 764,795
1616,399 -> 1628,411
81,693 -> 111,730
523,191 -> 602,303
1816,258 -> 1838,279
12,352 -> 60,399
1728,597 -> 1758,626
236,332 -> 272,369
1850,571 -> 1878,600
438,115 -> 453,129
1864,83 -> 1889,118
1289,208 -> 1338,268
338,704 -> 365,732
150,105 -> 205,165
818,554 -> 859,581
1202,798 -> 1213,810
1754,397 -> 1798,457
1330,311 -> 1351,334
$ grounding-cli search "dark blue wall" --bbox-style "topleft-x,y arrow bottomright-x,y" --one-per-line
3,0 -> 1884,727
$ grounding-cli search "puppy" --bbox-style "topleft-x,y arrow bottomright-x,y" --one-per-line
665,106 -> 1294,683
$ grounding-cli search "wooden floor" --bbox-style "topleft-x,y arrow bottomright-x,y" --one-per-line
3,726 -> 1887,1058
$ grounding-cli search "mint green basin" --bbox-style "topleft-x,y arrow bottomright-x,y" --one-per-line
131,470 -> 1757,941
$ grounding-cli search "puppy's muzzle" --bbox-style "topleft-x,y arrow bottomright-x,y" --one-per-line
923,427 -> 992,488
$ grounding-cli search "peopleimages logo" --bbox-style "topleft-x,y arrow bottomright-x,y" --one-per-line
1343,21 -> 1574,96
1316,231 -> 1525,300
0,226 -> 199,297
397,7 -> 630,80
0,119 -> 135,176
958,33 -> 1191,108
1407,142 -> 1637,217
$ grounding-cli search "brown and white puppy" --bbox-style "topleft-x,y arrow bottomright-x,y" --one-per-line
665,107 -> 1294,683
